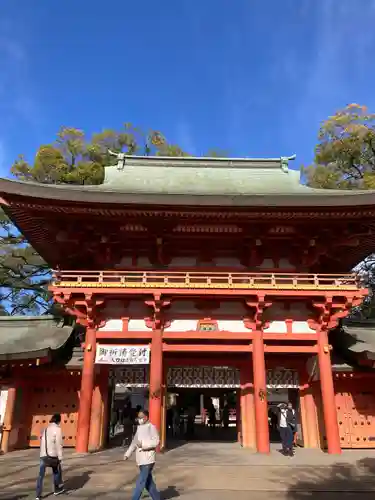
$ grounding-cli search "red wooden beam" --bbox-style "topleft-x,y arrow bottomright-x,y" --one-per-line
263,333 -> 317,341
163,331 -> 253,340
0,356 -> 50,368
163,344 -> 252,352
96,330 -> 317,342
264,345 -> 318,353
96,331 -> 152,340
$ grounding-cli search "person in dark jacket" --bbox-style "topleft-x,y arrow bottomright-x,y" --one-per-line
278,402 -> 296,456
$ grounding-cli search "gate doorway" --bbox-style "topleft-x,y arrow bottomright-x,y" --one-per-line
165,388 -> 238,444
267,388 -> 300,444
107,384 -> 148,448
165,365 -> 240,447
108,366 -> 149,448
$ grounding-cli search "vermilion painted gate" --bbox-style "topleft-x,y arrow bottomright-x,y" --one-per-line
336,389 -> 375,448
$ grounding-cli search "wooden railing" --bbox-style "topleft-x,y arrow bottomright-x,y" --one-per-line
51,270 -> 363,291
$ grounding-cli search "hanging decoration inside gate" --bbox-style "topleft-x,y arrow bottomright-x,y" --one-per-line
167,366 -> 240,388
266,368 -> 299,388
167,366 -> 299,389
95,345 -> 150,365
111,367 -> 149,387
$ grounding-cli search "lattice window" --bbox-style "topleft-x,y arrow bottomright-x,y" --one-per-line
168,366 -> 240,388
266,369 -> 299,388
111,367 -> 149,387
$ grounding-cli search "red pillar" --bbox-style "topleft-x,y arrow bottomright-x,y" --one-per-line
252,332 -> 270,453
1,385 -> 17,454
76,327 -> 96,454
236,388 -> 241,443
240,363 -> 255,448
299,370 -> 319,448
304,387 -> 320,448
317,328 -> 341,454
88,379 -> 102,452
149,329 -> 163,437
100,366 -> 110,449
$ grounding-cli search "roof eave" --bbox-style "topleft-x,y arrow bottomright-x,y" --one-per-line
2,177 -> 375,208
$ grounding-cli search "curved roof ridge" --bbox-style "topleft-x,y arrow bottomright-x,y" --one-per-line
117,153 -> 297,165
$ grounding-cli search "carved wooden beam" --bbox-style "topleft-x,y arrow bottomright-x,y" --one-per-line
52,291 -> 105,328
312,295 -> 364,331
244,295 -> 272,330
145,295 -> 171,329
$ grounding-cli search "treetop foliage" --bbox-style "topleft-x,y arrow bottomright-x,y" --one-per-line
302,103 -> 375,189
11,125 -> 189,186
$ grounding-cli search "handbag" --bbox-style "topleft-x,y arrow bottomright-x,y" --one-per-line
42,428 -> 60,468
286,409 -> 296,431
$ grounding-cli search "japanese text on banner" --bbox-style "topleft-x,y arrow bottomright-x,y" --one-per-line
95,345 -> 150,365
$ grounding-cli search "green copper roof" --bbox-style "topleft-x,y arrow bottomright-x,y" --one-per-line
341,322 -> 375,360
2,154 -> 375,207
0,316 -> 73,360
102,154 -> 303,195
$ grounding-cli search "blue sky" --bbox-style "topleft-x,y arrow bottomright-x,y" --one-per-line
1,0 -> 375,176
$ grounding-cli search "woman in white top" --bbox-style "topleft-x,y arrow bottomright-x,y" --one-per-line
36,413 -> 64,499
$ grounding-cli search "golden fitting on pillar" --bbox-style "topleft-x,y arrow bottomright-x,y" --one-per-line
86,344 -> 92,352
259,389 -> 266,401
323,345 -> 330,353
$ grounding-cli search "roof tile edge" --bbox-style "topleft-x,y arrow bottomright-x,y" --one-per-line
106,153 -> 297,171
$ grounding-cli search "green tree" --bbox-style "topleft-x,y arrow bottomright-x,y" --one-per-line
11,125 -> 189,185
303,104 -> 375,319
302,104 -> 375,189
0,211 -> 51,315
2,124 -> 190,314
204,149 -> 229,158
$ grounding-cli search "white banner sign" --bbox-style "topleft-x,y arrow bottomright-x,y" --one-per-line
95,345 -> 150,365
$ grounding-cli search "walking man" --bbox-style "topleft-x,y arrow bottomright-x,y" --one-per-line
36,413 -> 64,499
278,402 -> 296,456
124,409 -> 161,500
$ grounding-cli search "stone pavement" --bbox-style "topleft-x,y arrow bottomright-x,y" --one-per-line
2,443 -> 375,499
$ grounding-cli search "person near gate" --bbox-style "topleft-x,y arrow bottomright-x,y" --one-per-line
278,402 -> 296,456
124,409 -> 161,500
36,413 -> 64,499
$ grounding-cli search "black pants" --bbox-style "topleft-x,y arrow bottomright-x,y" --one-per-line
279,426 -> 293,452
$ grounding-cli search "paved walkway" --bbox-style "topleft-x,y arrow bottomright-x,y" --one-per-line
2,443 -> 375,499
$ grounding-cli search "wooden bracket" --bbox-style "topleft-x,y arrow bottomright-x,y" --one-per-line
245,295 -> 272,330
145,295 -> 171,330
53,291 -> 105,328
312,295 -> 363,331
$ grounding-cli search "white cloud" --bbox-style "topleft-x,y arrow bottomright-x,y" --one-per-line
176,119 -> 197,155
0,140 -> 7,175
222,1 -> 375,160
0,36 -> 26,63
0,20 -> 41,136
293,0 -> 375,127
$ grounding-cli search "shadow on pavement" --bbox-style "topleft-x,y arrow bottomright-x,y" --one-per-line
64,470 -> 92,494
287,457 -> 375,497
162,485 -> 180,499
0,495 -> 29,500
